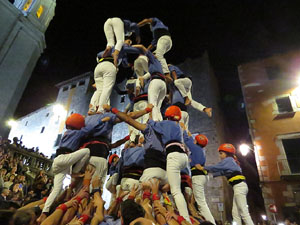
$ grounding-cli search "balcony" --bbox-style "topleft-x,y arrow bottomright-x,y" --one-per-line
3,144 -> 53,176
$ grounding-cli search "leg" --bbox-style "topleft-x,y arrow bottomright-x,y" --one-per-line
155,35 -> 172,74
174,78 -> 192,98
167,152 -> 191,223
139,167 -> 168,186
52,148 -> 90,174
180,111 -> 189,131
111,17 -> 124,51
134,55 -> 149,77
156,81 -> 167,121
97,62 -> 117,112
120,178 -> 140,200
148,79 -> 166,121
89,64 -> 104,113
89,156 -> 108,187
233,182 -> 254,225
192,175 -> 216,224
42,172 -> 67,213
104,18 -> 115,49
72,148 -> 90,173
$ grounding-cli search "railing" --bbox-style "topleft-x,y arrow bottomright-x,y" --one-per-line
3,144 -> 53,176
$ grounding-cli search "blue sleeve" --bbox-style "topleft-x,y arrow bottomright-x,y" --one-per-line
184,132 -> 205,166
151,38 -> 157,47
147,120 -> 164,135
97,51 -> 105,59
145,50 -> 156,64
122,46 -> 143,55
130,22 -> 140,36
204,160 -> 228,173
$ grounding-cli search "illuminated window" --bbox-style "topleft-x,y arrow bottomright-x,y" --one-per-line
23,0 -> 33,12
36,5 -> 44,18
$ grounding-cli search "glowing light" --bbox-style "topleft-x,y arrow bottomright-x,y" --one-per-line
7,119 -> 17,127
232,222 -> 237,225
239,144 -> 250,156
278,223 -> 284,225
261,215 -> 267,221
53,104 -> 67,118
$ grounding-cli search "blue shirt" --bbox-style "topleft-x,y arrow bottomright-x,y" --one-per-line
59,121 -> 103,151
142,121 -> 164,152
147,120 -> 183,146
123,19 -> 140,37
122,146 -> 145,168
145,50 -> 164,75
204,157 -> 242,178
171,85 -> 184,105
183,131 -> 206,167
85,113 -> 117,141
168,65 -> 185,78
99,216 -> 121,225
150,17 -> 169,32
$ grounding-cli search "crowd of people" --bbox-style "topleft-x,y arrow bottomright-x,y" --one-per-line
0,17 -> 257,225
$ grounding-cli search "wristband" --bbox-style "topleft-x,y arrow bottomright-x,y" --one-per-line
43,197 -> 48,203
190,217 -> 195,224
152,193 -> 160,201
128,195 -> 135,200
124,135 -> 130,141
177,216 -> 185,225
74,196 -> 82,203
145,107 -> 152,113
116,197 -> 123,203
79,214 -> 89,223
111,108 -> 119,114
163,195 -> 172,206
142,191 -> 151,200
56,203 -> 68,213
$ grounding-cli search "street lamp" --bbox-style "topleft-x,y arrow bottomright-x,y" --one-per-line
7,119 -> 17,127
239,143 -> 251,156
261,215 -> 267,221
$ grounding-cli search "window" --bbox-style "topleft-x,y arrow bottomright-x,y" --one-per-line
276,96 -> 293,114
25,121 -> 28,126
62,86 -> 68,92
120,95 -> 125,103
71,84 -> 76,89
54,134 -> 62,146
282,138 -> 300,174
46,113 -> 49,117
79,80 -> 85,86
40,127 -> 45,133
266,65 -> 281,80
23,0 -> 33,11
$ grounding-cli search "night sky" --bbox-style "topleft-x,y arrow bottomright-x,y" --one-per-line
13,0 -> 300,215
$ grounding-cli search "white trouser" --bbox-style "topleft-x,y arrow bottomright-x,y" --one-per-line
129,100 -> 148,142
134,55 -> 149,77
121,177 -> 140,200
232,182 -> 254,225
174,78 -> 206,112
43,148 -> 90,213
106,173 -> 119,193
155,35 -> 172,74
192,175 -> 216,224
90,61 -> 117,113
180,111 -> 189,131
104,17 -> 124,51
148,79 -> 166,121
167,152 -> 191,223
139,167 -> 168,186
89,156 -> 108,187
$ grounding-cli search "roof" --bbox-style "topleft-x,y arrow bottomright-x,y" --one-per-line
55,72 -> 93,88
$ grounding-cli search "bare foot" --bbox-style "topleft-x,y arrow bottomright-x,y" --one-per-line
87,110 -> 96,116
184,97 -> 191,106
204,108 -> 212,117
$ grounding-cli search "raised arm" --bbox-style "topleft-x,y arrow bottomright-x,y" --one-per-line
137,18 -> 153,27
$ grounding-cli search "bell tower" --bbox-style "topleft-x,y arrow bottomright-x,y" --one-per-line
0,0 -> 56,136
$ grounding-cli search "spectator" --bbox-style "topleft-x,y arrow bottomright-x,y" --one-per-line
0,168 -> 7,189
3,175 -> 15,189
0,187 -> 10,202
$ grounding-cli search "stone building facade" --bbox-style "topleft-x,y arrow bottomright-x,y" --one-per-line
238,50 -> 300,223
0,0 -> 56,136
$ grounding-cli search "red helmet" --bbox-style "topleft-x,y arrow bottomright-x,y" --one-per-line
195,134 -> 208,147
109,154 -> 119,165
165,105 -> 182,121
65,113 -> 85,130
218,143 -> 236,154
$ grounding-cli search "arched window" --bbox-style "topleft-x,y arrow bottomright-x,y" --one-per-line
36,5 -> 44,18
23,0 -> 33,12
